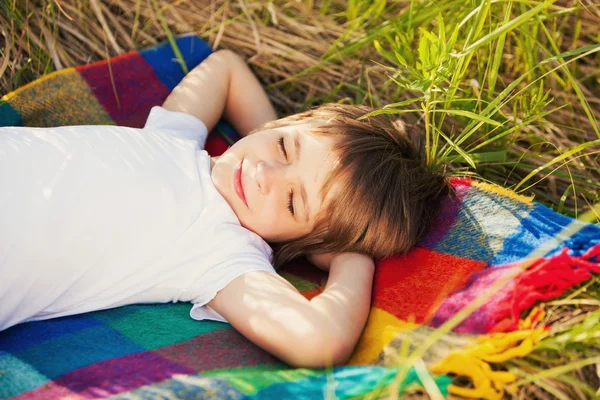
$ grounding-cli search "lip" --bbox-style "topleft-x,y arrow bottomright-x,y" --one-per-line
234,159 -> 248,207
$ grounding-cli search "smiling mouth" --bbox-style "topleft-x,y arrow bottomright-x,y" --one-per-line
234,159 -> 248,207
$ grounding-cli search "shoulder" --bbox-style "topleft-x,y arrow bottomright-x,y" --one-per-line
144,106 -> 209,145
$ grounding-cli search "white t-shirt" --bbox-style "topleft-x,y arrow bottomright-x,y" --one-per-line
0,106 -> 275,331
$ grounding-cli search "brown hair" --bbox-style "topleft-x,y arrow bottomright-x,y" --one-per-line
255,103 -> 452,268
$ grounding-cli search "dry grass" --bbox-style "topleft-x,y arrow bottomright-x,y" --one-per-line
1,0 -> 599,217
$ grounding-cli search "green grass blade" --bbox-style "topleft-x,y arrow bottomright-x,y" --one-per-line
434,125 -> 476,168
383,96 -> 425,108
455,1 -> 549,56
357,108 -> 422,119
513,356 -> 600,386
487,1 -> 512,98
432,109 -> 502,127
514,140 -> 600,191
446,150 -> 507,163
150,0 -> 188,74
538,23 -> 600,138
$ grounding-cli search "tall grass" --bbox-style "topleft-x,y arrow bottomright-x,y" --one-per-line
1,0 -> 599,398
349,0 -> 599,221
1,0 -> 597,218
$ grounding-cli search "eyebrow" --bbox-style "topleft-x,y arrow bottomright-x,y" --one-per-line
294,132 -> 301,162
294,132 -> 310,224
300,184 -> 309,224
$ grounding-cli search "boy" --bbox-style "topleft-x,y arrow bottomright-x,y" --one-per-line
0,50 -> 449,368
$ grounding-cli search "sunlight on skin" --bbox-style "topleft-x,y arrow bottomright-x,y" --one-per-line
166,64 -> 227,120
216,271 -> 338,364
209,256 -> 374,367
163,50 -> 280,136
210,123 -> 340,242
243,276 -> 341,360
163,52 -> 342,242
161,49 -> 375,367
2,49 -> 373,367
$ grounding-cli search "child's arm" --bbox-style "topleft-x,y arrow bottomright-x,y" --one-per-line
208,253 -> 374,368
162,49 -> 278,136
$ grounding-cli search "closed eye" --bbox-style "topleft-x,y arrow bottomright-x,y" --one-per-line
278,136 -> 288,160
287,189 -> 294,216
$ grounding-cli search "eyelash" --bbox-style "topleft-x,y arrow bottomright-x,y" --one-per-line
278,136 -> 288,160
278,136 -> 294,216
287,189 -> 295,216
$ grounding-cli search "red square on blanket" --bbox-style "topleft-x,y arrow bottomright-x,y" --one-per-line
76,52 -> 171,128
373,248 -> 486,323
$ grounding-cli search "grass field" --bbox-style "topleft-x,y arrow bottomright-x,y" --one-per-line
1,0 -> 599,398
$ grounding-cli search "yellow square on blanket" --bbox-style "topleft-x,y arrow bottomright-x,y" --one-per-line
3,68 -> 114,127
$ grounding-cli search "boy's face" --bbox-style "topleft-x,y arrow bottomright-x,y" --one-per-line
211,123 -> 336,242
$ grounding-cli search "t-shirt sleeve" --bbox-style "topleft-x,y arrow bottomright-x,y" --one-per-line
189,235 -> 276,324
144,106 -> 209,149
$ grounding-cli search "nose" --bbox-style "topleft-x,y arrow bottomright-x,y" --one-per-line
255,161 -> 285,194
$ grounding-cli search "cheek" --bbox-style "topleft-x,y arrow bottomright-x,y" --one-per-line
246,199 -> 291,239
254,203 -> 285,230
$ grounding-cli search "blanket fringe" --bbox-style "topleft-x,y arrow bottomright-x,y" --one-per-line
491,243 -> 600,333
431,312 -> 546,400
431,244 -> 600,399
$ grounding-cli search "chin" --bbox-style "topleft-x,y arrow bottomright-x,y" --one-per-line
241,222 -> 262,238
239,220 -> 269,240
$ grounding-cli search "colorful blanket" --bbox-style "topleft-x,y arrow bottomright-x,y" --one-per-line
1,35 -> 599,400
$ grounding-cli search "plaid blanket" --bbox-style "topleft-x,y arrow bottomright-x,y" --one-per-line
1,35 -> 599,400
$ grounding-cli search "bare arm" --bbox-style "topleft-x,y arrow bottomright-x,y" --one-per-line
208,253 -> 375,368
162,49 -> 278,136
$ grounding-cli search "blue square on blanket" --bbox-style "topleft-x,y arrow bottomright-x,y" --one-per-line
490,203 -> 600,265
141,35 -> 213,90
0,314 -> 102,353
13,324 -> 145,379
0,101 -> 22,126
431,185 -> 532,263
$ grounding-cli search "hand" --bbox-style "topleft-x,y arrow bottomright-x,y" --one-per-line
329,253 -> 375,272
307,252 -> 373,273
307,252 -> 337,272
